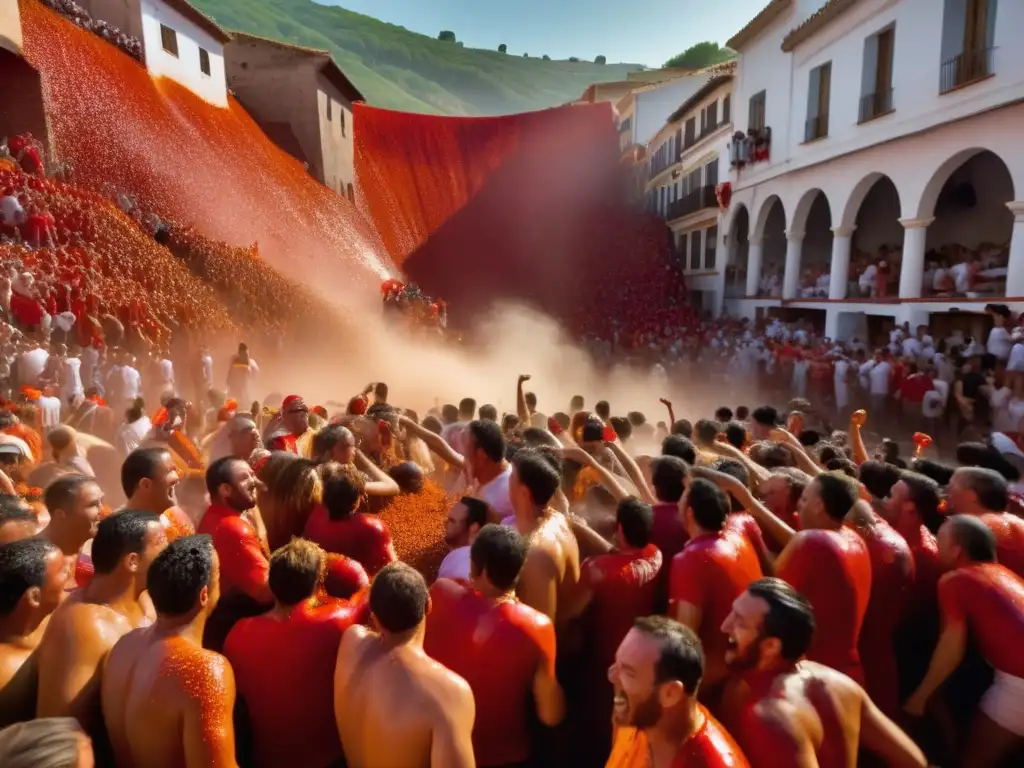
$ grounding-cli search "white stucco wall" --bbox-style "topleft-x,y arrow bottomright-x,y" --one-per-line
634,77 -> 706,147
140,0 -> 227,107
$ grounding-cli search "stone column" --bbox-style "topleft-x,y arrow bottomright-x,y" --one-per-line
829,226 -> 855,300
745,237 -> 763,297
898,217 -> 934,299
782,231 -> 804,300
1005,202 -> 1024,298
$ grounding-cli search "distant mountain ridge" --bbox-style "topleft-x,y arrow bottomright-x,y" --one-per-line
191,0 -> 645,115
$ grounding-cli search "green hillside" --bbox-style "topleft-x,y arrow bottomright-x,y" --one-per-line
191,0 -> 644,115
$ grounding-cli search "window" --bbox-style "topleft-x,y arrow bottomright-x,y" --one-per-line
326,96 -> 332,122
804,62 -> 831,141
722,94 -> 731,125
940,0 -> 996,92
199,47 -> 211,76
860,26 -> 895,122
684,117 -> 696,148
689,231 -> 702,271
704,159 -> 719,188
704,226 -> 718,270
701,100 -> 718,135
340,108 -> 346,137
678,232 -> 689,265
748,90 -> 766,132
160,24 -> 178,57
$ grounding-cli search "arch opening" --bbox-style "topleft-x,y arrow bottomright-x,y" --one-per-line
794,191 -> 832,298
849,175 -> 902,299
758,197 -> 786,298
725,205 -> 749,298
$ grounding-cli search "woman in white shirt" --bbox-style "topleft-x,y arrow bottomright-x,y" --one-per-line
115,397 -> 152,457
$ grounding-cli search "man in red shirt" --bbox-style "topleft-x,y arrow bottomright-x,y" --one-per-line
224,538 -> 369,768
670,478 -> 762,701
606,616 -> 750,767
947,467 -> 1024,578
648,455 -> 690,612
265,395 -> 309,454
905,515 -> 1024,766
425,524 -> 563,767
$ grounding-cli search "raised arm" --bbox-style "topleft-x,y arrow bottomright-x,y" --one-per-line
659,398 -> 676,428
694,466 -> 796,547
849,410 -> 869,466
604,440 -> 655,504
560,445 -> 630,502
353,449 -> 400,497
398,416 -> 464,470
517,374 -> 531,423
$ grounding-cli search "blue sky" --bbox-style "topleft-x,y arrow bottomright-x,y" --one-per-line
318,0 -> 770,68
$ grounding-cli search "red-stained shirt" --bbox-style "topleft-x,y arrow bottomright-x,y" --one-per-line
974,512 -> 1024,580
650,501 -> 689,611
223,595 -> 369,768
424,579 -> 556,767
322,553 -> 369,599
605,708 -> 751,768
898,522 -> 942,621
197,504 -> 269,600
899,374 -> 934,404
726,513 -> 769,564
580,544 -> 662,674
303,504 -> 396,577
266,433 -> 298,454
777,527 -> 872,682
670,531 -> 763,685
938,562 -> 1024,678
850,518 -> 914,717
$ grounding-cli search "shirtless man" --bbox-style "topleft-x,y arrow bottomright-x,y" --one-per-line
101,535 -> 237,768
120,447 -> 193,541
38,475 -> 104,591
334,562 -> 475,768
508,447 -> 580,629
36,511 -> 167,738
720,577 -> 926,768
0,496 -> 38,545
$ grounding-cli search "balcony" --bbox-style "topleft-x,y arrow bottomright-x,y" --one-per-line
803,114 -> 829,143
858,88 -> 894,123
666,185 -> 717,221
940,47 -> 995,93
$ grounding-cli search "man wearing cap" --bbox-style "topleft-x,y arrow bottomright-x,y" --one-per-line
265,396 -> 308,454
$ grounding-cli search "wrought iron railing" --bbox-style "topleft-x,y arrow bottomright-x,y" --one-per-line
940,47 -> 995,93
858,88 -> 894,122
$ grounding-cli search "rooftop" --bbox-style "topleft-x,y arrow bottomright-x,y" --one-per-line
726,0 -> 793,51
782,0 -> 861,52
666,67 -> 735,125
163,0 -> 231,45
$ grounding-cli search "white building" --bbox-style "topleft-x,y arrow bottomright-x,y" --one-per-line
616,73 -> 706,154
716,0 -> 1024,342
80,0 -> 230,107
644,66 -> 735,316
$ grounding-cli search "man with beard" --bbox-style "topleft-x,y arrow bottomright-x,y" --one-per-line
606,615 -> 749,767
101,535 -> 237,768
720,578 -> 926,768
265,395 -> 309,454
37,475 -> 104,592
36,511 -> 167,749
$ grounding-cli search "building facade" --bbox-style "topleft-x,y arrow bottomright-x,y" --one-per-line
0,0 -> 49,158
616,73 -> 705,153
717,0 -> 1024,341
225,33 -> 364,199
79,0 -> 230,106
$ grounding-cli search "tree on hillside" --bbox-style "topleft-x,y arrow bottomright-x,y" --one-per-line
569,56 -> 580,62
438,30 -> 456,42
664,41 -> 734,69
542,55 -> 551,60
523,52 -> 528,57
595,55 -> 606,65
498,44 -> 507,53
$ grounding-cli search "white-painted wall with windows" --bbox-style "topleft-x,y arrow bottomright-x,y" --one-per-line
140,0 -> 227,107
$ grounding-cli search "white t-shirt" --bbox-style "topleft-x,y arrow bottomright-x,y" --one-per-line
869,361 -> 892,395
859,360 -> 876,390
950,262 -> 970,293
0,196 -> 23,226
159,359 -> 175,387
60,357 -> 83,400
37,395 -> 62,431
478,464 -> 514,521
922,390 -> 945,419
987,326 -> 1012,360
17,348 -> 48,386
901,337 -> 922,359
437,545 -> 471,581
119,366 -> 142,401
1008,343 -> 1024,373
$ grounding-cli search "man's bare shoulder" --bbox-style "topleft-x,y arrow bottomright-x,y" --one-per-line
792,660 -> 863,699
48,600 -> 133,644
421,660 -> 473,720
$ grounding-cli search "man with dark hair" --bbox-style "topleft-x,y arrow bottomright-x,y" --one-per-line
225,539 -> 368,768
0,495 -> 37,545
562,497 -> 662,764
607,616 -> 747,765
721,578 -> 924,767
0,538 -> 68,691
670,478 -> 762,699
120,447 -> 179,514
595,400 -> 610,421
36,511 -> 166,739
649,455 -> 690,612
906,515 -> 1024,765
570,395 -> 585,414
426,525 -> 563,767
478,404 -> 498,422
671,419 -> 694,438
335,562 -> 475,767
39,474 -> 104,592
437,497 -> 491,581
102,535 -> 237,767
948,466 -> 1024,578
735,406 -> 750,422
724,422 -> 747,451
198,457 -> 271,605
715,407 -> 734,424
750,405 -> 779,441
457,398 -> 476,422
662,434 -> 697,465
509,448 -> 580,626
694,419 -> 722,447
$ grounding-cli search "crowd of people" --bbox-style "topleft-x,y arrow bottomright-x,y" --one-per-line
36,0 -> 144,61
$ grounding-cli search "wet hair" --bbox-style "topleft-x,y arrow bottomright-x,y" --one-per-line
816,443 -> 841,465
458,398 -> 477,420
712,458 -> 749,488
956,442 -> 1020,482
662,435 -> 696,465
581,418 -> 605,442
735,406 -> 750,421
322,463 -> 367,520
945,514 -> 997,563
954,467 -> 1008,512
370,562 -> 428,633
772,468 -> 811,508
798,430 -> 821,448
898,471 -> 944,534
146,535 -> 215,617
389,462 -> 424,494
724,422 -> 746,450
912,458 -> 955,487
671,419 -> 693,438
0,495 -> 35,530
751,406 -> 779,427
524,392 -> 537,410
269,538 -> 323,606
458,497 -> 490,529
0,717 -> 88,768
632,615 -> 704,695
695,419 -> 722,444
43,474 -> 96,516
520,427 -> 559,448
478,404 -> 498,422
467,420 -> 506,463
686,478 -> 730,532
651,456 -> 688,503
616,497 -> 653,548
0,538 -> 58,615
715,407 -> 734,423
511,448 -> 561,507
421,416 -> 443,435
826,458 -> 858,478
858,460 -> 901,500
815,472 -> 860,522
441,404 -> 458,424
595,400 -> 610,421
205,456 -> 245,497
746,577 -> 816,661
470,524 -> 528,592
121,447 -> 171,498
749,441 -> 793,469
312,424 -> 353,459
92,511 -> 161,575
